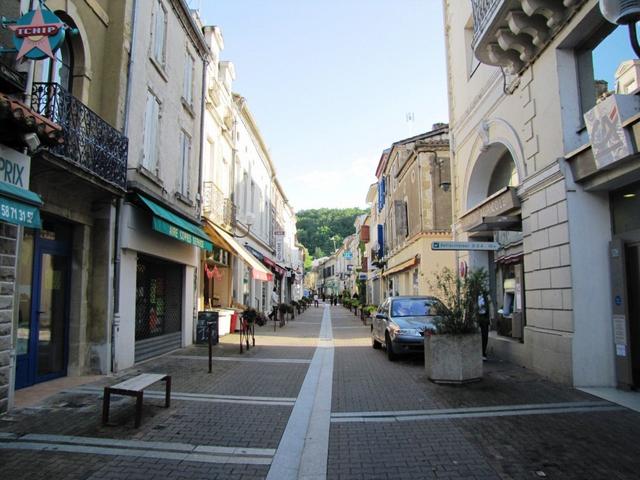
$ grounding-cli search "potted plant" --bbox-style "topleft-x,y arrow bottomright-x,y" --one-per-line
425,267 -> 488,384
362,305 -> 377,325
352,300 -> 360,316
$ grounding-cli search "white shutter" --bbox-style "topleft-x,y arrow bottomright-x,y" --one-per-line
143,93 -> 159,171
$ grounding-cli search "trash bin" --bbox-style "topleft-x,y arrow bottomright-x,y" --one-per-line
196,311 -> 219,345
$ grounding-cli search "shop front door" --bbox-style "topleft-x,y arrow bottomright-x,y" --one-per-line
15,236 -> 70,389
625,242 -> 640,387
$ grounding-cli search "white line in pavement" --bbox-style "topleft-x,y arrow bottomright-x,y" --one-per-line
267,304 -> 333,480
0,434 -> 274,465
171,355 -> 312,364
330,401 -> 624,423
65,387 -> 296,406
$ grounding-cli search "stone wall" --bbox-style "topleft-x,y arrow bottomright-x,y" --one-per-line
0,222 -> 17,413
521,166 -> 574,383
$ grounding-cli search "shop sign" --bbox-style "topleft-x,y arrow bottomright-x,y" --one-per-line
275,233 -> 284,262
431,241 -> 500,251
584,94 -> 639,170
153,217 -> 211,250
358,273 -> 367,280
0,145 -> 30,189
459,187 -> 519,232
9,7 -> 66,61
0,195 -> 40,227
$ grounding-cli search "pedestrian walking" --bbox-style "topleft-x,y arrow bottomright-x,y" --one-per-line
478,292 -> 490,360
269,287 -> 279,322
313,293 -> 319,307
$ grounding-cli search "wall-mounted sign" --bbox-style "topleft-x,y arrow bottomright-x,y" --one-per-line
431,241 -> 500,251
9,7 -> 65,61
459,187 -> 520,233
584,94 -> 640,170
343,250 -> 353,260
0,145 -> 30,189
275,233 -> 284,262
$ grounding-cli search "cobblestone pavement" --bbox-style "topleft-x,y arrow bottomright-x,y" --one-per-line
1,303 -> 640,479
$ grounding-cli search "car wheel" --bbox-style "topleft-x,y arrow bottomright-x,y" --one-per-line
385,332 -> 397,361
371,327 -> 381,349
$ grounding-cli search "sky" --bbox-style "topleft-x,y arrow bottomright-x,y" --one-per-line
196,0 -> 449,212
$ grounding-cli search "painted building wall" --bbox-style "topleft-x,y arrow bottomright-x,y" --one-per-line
443,0 -> 615,386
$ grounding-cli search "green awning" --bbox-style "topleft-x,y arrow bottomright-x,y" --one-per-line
0,181 -> 42,228
138,194 -> 212,251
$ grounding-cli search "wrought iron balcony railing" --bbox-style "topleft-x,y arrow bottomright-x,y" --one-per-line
471,0 -> 501,46
31,82 -> 128,189
202,181 -> 236,227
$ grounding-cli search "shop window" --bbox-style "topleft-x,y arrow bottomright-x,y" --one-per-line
135,255 -> 183,340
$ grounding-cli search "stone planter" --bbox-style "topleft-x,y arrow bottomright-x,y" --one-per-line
424,333 -> 482,384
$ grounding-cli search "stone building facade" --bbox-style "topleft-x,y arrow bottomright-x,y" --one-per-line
444,0 -> 640,387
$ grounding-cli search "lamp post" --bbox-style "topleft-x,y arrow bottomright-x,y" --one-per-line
599,0 -> 640,57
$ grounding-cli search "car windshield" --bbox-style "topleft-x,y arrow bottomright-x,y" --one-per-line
391,299 -> 434,317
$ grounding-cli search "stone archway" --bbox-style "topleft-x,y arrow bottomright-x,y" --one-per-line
463,118 -> 526,212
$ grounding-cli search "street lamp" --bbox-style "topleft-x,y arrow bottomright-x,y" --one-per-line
599,0 -> 640,57
233,212 -> 255,238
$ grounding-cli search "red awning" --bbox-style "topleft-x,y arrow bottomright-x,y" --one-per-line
262,256 -> 287,276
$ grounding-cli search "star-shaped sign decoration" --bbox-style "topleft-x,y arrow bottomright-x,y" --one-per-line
9,7 -> 65,61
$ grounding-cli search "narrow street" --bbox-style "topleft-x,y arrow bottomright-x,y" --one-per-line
1,304 -> 639,479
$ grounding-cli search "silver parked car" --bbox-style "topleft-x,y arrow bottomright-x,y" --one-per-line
371,296 -> 440,361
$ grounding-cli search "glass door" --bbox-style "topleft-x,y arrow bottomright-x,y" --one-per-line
15,234 -> 70,389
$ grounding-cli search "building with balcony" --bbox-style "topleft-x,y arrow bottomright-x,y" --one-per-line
444,0 -> 640,388
114,0 -> 212,369
1,0 -> 131,410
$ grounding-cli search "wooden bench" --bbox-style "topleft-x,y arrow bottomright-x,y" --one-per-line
102,373 -> 171,428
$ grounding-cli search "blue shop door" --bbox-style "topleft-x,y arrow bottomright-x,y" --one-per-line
15,236 -> 70,389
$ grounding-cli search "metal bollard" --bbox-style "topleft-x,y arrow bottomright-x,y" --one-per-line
207,321 -> 213,373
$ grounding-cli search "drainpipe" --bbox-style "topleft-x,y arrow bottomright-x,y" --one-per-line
123,0 -> 139,136
195,52 -> 208,323
111,198 -> 121,374
112,0 -> 139,374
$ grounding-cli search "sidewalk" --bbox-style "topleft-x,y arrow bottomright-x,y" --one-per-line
1,303 -> 639,479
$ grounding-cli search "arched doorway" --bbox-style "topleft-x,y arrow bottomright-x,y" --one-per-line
460,142 -> 525,342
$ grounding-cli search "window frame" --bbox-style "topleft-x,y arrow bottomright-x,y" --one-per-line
152,0 -> 168,67
183,51 -> 195,106
179,130 -> 192,197
142,90 -> 161,173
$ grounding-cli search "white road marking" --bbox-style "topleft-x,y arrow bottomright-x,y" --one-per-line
267,304 -> 334,480
171,355 -> 312,364
0,433 -> 274,465
331,401 -> 624,423
65,387 -> 295,406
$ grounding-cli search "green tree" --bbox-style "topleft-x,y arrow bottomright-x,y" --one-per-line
296,208 -> 367,258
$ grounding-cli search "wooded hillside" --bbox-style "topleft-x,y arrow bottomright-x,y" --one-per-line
296,208 -> 368,261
